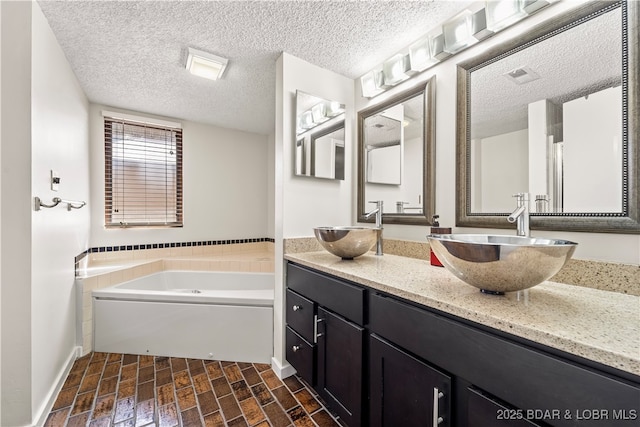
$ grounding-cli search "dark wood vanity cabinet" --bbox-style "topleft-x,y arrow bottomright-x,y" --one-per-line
369,333 -> 451,427
368,291 -> 640,427
286,263 -> 365,427
285,262 -> 640,427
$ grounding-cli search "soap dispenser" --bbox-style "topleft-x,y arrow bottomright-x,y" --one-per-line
429,215 -> 451,267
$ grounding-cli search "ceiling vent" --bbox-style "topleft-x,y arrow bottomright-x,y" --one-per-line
504,66 -> 540,85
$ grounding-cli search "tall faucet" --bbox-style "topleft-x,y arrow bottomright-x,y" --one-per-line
365,200 -> 383,256
507,193 -> 530,237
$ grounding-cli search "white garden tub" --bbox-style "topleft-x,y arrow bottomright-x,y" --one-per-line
92,270 -> 274,363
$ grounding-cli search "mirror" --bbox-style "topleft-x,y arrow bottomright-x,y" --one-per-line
295,91 -> 345,180
365,108 -> 403,185
457,1 -> 639,233
358,78 -> 435,225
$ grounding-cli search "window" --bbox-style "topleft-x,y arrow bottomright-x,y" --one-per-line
104,115 -> 183,227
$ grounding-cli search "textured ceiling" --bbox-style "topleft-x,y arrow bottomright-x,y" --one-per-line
470,4 -> 621,139
37,0 -> 470,135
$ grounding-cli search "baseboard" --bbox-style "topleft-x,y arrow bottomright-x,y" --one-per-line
31,346 -> 82,427
271,356 -> 296,380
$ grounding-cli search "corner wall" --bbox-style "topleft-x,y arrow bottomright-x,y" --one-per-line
88,105 -> 270,247
1,3 -> 91,425
30,4 -> 90,424
1,2 -> 32,425
273,52 -> 355,374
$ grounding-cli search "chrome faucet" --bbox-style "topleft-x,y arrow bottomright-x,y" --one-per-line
507,193 -> 530,237
365,200 -> 383,255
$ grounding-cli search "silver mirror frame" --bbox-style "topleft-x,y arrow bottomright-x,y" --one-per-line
456,1 -> 639,233
358,77 -> 436,225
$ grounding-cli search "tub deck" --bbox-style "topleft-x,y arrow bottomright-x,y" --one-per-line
93,270 -> 274,306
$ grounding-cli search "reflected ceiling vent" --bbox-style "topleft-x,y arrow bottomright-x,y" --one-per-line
504,66 -> 540,85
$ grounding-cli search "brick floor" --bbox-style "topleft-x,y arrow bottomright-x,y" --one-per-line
44,352 -> 341,427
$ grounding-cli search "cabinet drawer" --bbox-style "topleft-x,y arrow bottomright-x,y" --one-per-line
467,387 -> 541,427
286,289 -> 315,343
286,326 -> 314,386
287,263 -> 365,325
370,292 -> 640,427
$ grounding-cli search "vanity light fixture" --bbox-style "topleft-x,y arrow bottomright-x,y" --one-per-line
297,100 -> 345,135
311,103 -> 330,124
471,8 -> 494,40
443,10 -> 478,54
359,0 -> 552,98
408,38 -> 438,73
185,47 -> 228,81
485,0 -> 527,32
430,33 -> 451,61
383,54 -> 411,86
326,101 -> 345,117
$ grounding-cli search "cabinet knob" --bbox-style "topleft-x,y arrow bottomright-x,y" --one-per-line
292,305 -> 302,311
292,345 -> 301,352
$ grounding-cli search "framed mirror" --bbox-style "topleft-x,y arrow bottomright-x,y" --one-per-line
456,0 -> 639,233
358,77 -> 435,225
295,91 -> 345,180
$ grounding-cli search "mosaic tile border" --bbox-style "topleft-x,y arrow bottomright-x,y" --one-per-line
75,238 -> 275,265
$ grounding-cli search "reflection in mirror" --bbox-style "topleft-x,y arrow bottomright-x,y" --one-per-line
457,1 -> 639,233
358,78 -> 435,225
295,91 -> 345,180
365,106 -> 403,185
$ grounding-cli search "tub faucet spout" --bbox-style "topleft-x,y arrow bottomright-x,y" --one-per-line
507,193 -> 530,237
365,200 -> 383,255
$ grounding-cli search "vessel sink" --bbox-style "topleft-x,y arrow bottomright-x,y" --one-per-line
314,226 -> 380,260
426,234 -> 577,294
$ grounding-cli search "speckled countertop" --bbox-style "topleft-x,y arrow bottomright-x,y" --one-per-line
285,251 -> 640,377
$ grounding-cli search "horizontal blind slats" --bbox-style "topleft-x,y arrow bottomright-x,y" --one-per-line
104,117 -> 183,227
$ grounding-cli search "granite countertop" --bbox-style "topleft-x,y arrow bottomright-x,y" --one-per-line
285,251 -> 640,377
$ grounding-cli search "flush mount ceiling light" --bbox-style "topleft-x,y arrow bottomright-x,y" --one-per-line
360,0 -> 554,98
185,47 -> 228,81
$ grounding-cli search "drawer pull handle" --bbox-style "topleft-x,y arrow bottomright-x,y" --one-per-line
314,317 -> 325,342
433,387 -> 444,426
292,345 -> 301,352
292,305 -> 302,311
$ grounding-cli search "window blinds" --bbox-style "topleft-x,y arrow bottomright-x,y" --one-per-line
104,117 -> 183,227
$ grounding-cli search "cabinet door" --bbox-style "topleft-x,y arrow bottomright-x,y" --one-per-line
317,307 -> 364,427
370,334 -> 451,427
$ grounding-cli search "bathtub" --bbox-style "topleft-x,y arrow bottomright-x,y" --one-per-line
92,270 -> 274,363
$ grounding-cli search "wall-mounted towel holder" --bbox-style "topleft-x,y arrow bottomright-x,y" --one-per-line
34,196 -> 86,211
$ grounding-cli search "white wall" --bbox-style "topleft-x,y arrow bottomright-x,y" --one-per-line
1,2 -> 90,425
472,129 -> 528,212
274,52 -> 354,374
1,2 -> 33,425
563,86 -> 622,212
354,1 -> 640,265
30,4 -> 90,425
88,105 -> 270,247
0,2 -> 4,422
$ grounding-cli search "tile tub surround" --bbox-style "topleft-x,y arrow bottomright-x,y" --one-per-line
284,237 -> 640,296
45,352 -> 341,427
78,242 -> 274,355
285,251 -> 640,377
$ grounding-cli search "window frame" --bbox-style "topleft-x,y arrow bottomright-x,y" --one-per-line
104,113 -> 183,228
